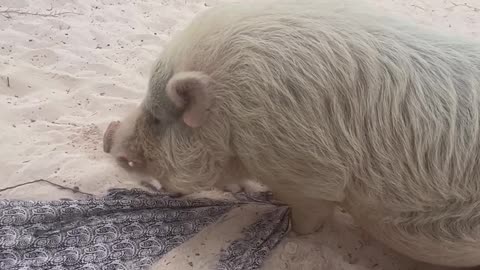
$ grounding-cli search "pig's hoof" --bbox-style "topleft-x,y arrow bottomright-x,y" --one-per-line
140,181 -> 162,192
222,184 -> 244,193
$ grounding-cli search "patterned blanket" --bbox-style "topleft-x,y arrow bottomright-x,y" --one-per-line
0,189 -> 290,270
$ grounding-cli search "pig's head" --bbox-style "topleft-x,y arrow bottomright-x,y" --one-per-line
103,60 -> 244,194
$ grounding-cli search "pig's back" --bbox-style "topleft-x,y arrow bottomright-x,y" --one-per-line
170,0 -> 480,211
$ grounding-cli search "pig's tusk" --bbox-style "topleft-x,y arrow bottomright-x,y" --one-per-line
103,121 -> 121,153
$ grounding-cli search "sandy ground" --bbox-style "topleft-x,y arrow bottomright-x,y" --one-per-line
0,0 -> 479,269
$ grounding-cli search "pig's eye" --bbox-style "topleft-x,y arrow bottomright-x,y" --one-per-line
151,116 -> 164,135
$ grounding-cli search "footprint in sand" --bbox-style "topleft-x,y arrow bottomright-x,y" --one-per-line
20,49 -> 59,67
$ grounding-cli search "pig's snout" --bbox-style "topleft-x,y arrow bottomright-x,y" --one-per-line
103,120 -> 146,171
103,121 -> 120,153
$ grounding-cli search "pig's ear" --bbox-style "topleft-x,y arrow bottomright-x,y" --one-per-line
166,71 -> 212,128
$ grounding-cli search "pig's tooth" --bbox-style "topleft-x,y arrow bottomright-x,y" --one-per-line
128,161 -> 135,167
103,121 -> 121,153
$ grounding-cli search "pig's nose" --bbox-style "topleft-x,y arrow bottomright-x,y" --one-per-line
103,121 -> 121,153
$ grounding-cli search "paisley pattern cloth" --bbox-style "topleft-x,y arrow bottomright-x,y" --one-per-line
0,189 -> 290,270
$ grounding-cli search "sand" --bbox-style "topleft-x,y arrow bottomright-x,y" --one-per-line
0,0 -> 479,269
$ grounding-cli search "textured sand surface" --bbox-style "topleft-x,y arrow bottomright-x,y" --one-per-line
0,0 -> 479,269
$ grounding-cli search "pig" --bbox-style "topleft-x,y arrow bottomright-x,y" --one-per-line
103,0 -> 480,267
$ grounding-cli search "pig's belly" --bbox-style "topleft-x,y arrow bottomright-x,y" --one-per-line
342,196 -> 480,267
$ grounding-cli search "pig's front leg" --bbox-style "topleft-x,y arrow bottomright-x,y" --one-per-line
272,188 -> 335,235
290,199 -> 335,235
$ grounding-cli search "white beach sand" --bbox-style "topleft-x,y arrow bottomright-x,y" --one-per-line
0,0 -> 479,269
